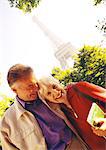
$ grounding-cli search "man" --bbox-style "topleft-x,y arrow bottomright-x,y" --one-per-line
0,64 -> 87,150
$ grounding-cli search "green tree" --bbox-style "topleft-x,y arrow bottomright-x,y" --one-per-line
8,0 -> 41,13
0,94 -> 14,148
94,0 -> 106,35
72,45 -> 106,88
96,18 -> 106,35
51,67 -> 73,86
51,45 -> 106,88
93,0 -> 104,5
0,94 -> 14,118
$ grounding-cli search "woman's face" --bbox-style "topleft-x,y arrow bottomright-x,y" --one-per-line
39,81 -> 66,103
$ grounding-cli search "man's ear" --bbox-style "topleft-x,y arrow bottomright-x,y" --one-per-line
11,87 -> 17,94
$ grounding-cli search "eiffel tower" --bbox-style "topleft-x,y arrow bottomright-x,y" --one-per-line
32,15 -> 77,69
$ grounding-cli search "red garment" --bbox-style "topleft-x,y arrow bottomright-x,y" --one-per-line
66,81 -> 106,150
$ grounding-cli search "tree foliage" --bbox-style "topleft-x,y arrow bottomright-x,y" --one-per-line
93,0 -> 104,5
8,0 -> 41,13
51,67 -> 73,86
0,94 -> 14,118
51,45 -> 106,88
0,94 -> 14,148
94,1 -> 106,35
72,45 -> 106,87
96,18 -> 106,35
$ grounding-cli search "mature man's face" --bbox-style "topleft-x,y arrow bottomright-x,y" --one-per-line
12,74 -> 39,101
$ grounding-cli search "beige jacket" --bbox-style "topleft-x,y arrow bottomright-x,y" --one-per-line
0,97 -> 89,150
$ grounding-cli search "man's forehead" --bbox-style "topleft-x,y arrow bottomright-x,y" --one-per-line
15,75 -> 37,85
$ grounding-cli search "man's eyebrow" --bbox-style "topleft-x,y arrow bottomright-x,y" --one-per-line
27,83 -> 35,87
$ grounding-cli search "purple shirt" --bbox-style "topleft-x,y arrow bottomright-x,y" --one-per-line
17,96 -> 73,150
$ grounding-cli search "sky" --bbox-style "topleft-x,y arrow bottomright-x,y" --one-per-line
0,0 -> 105,96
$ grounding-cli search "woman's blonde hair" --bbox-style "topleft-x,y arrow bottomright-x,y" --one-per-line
39,76 -> 60,86
38,76 -> 62,99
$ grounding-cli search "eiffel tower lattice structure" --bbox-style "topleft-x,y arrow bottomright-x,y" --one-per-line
32,15 -> 77,69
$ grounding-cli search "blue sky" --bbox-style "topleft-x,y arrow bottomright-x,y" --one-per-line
0,0 -> 105,95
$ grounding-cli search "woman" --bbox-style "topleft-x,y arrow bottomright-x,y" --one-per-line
38,76 -> 106,150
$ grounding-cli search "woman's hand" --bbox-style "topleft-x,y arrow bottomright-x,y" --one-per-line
92,118 -> 106,137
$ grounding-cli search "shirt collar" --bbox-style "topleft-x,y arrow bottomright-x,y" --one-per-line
16,96 -> 40,108
16,96 -> 25,108
15,96 -> 38,120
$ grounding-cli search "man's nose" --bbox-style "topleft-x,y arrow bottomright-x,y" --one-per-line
32,83 -> 38,89
30,84 -> 38,91
34,83 -> 38,88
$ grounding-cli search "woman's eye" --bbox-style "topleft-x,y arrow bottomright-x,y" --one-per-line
47,92 -> 51,95
52,84 -> 57,89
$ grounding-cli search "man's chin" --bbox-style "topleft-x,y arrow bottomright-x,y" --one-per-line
29,94 -> 38,99
26,99 -> 36,102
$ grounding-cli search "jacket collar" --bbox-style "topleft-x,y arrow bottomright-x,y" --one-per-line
14,95 -> 62,120
14,98 -> 26,120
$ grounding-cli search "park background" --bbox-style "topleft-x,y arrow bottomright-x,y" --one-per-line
0,0 -> 106,129
0,0 -> 106,148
